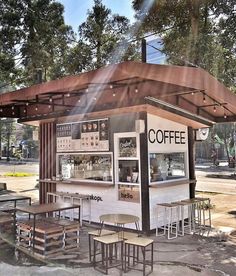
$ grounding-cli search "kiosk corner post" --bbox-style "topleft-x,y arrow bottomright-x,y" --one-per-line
139,112 -> 150,234
188,126 -> 196,199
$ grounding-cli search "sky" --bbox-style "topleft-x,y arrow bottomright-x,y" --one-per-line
57,0 -> 135,32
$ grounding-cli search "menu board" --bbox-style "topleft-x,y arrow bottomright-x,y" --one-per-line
56,119 -> 109,152
118,137 -> 137,157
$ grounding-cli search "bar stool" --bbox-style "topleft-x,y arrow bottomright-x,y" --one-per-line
93,233 -> 123,274
172,201 -> 193,236
156,203 -> 180,239
124,237 -> 154,276
88,229 -> 116,262
195,197 -> 212,229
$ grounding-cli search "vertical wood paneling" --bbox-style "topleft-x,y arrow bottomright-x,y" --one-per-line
39,122 -> 57,203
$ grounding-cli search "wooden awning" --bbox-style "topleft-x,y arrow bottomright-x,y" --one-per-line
0,61 -> 235,127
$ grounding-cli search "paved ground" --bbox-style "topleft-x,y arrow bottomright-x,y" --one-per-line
0,161 -> 235,275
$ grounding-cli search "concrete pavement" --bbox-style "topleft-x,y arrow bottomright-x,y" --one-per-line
0,224 -> 235,276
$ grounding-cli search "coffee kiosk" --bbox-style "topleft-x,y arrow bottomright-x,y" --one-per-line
1,61 -> 236,232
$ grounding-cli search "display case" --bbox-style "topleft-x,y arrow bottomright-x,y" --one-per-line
57,153 -> 113,183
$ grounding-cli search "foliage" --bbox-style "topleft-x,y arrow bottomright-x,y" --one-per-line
76,0 -> 139,70
0,0 -> 74,87
132,0 -> 236,91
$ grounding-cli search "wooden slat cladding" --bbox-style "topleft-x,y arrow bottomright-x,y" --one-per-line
39,122 -> 56,204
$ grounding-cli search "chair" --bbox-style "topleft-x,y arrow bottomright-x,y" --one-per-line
88,229 -> 116,262
93,233 -> 124,274
124,237 -> 154,276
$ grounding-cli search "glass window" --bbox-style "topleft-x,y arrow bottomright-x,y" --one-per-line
149,152 -> 186,182
58,153 -> 113,182
118,160 -> 139,183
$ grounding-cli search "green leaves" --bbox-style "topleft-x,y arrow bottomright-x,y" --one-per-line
132,0 -> 236,91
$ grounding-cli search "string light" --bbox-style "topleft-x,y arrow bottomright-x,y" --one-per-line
203,93 -> 206,103
135,87 -> 138,93
113,91 -> 116,97
48,104 -> 51,109
110,84 -> 113,89
49,97 -> 53,103
191,91 -> 194,95
66,93 -> 70,97
35,105 -> 38,111
11,105 -> 15,110
26,101 -> 29,106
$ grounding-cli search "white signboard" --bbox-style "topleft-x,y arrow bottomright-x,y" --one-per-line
147,114 -> 188,152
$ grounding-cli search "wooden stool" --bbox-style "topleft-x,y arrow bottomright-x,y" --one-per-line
93,233 -> 123,274
88,229 -> 116,262
156,203 -> 180,239
124,237 -> 154,276
172,201 -> 193,236
16,220 -> 32,248
46,218 -> 80,251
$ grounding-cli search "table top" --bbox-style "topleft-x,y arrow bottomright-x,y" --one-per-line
0,194 -> 31,202
16,202 -> 80,215
99,214 -> 139,225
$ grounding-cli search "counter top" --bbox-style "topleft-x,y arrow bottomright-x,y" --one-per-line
149,179 -> 196,188
39,179 -> 115,187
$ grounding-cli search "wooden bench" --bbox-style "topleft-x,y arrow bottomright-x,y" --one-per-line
17,219 -> 64,258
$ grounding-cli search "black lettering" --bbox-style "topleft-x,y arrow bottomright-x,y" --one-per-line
169,131 -> 174,144
156,130 -> 163,143
180,131 -> 186,144
148,129 -> 155,143
175,131 -> 180,144
164,130 -> 169,144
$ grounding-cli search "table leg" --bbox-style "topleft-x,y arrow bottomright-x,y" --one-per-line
29,198 -> 31,220
33,215 -> 36,250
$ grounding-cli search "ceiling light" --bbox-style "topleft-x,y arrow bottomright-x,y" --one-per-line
48,104 -> 51,108
113,91 -> 116,97
110,84 -> 113,89
135,87 -> 138,93
11,105 -> 15,110
26,102 -> 29,106
35,105 -> 38,111
191,91 -> 194,95
49,97 -> 53,102
0,108 -> 3,113
214,105 -> 216,112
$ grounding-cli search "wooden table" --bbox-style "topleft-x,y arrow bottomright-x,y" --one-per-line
0,194 -> 31,208
99,213 -> 140,238
0,194 -> 32,231
16,202 -> 80,249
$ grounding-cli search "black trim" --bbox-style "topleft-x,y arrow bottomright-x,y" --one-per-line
139,111 -> 150,233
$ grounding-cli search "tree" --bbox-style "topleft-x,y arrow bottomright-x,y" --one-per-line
132,0 -> 236,91
0,0 -> 74,87
75,0 -> 139,71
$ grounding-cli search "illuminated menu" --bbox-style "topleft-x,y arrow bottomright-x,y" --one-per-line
56,119 -> 109,152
